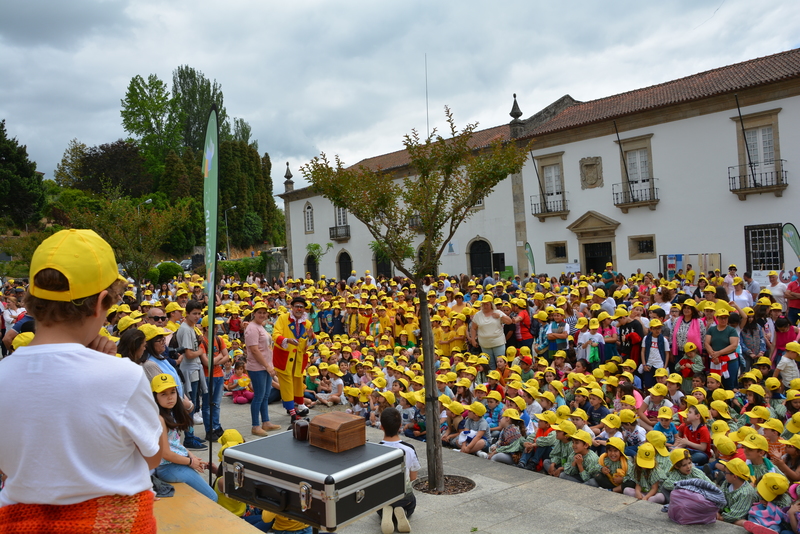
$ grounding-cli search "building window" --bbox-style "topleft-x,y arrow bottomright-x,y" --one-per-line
304,203 -> 314,234
628,234 -> 656,260
532,152 -> 566,209
731,108 -> 782,187
335,206 -> 347,227
614,134 -> 656,204
545,241 -> 568,264
745,223 -> 783,271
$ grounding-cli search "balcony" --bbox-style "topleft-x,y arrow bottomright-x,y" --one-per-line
329,225 -> 350,242
408,215 -> 423,232
530,193 -> 569,222
728,160 -> 788,200
612,179 -> 659,213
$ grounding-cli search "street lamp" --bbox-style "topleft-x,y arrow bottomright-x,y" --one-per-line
136,198 -> 153,216
224,205 -> 237,260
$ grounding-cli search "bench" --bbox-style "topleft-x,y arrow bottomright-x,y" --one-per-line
153,482 -> 262,533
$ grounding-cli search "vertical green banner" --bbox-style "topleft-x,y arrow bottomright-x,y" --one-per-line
524,242 -> 535,274
783,223 -> 800,263
203,105 -> 219,305
202,105 -> 219,477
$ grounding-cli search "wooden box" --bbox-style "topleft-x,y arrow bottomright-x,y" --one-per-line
308,412 -> 366,453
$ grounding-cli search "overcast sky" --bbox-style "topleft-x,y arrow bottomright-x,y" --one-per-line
2,0 -> 799,197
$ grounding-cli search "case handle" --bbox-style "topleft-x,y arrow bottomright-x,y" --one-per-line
253,483 -> 288,512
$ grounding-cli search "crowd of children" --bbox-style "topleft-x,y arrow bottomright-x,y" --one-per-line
5,260 -> 800,532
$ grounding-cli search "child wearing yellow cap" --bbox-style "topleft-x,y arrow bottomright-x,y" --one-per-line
659,448 -> 711,502
517,411 -> 558,471
585,436 -> 627,491
675,405 -> 712,465
775,341 -> 800,389
0,229 -> 164,529
559,430 -> 601,483
622,443 -> 665,503
717,458 -> 759,523
488,409 -> 527,465
460,402 -> 490,456
739,472 -> 790,531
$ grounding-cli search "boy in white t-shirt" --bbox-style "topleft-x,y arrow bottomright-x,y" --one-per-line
0,229 -> 163,528
379,407 -> 420,534
775,341 -> 800,388
579,318 -> 604,364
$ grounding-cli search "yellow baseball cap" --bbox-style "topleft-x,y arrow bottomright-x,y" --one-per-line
740,432 -> 770,452
619,409 -> 638,424
720,458 -> 754,482
29,229 -> 126,301
657,406 -> 673,420
607,437 -> 626,453
646,430 -> 669,456
550,419 -> 577,435
759,418 -> 785,434
151,373 -> 178,393
468,401 -> 487,416
636,443 -> 656,469
571,429 -> 593,446
669,448 -> 690,467
757,473 -> 790,502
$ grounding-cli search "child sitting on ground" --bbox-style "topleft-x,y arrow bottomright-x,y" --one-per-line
225,361 -> 254,404
586,436 -> 627,492
659,448 -> 710,502
740,472 -> 790,532
717,458 -> 759,524
559,429 -> 601,483
622,443 -> 664,503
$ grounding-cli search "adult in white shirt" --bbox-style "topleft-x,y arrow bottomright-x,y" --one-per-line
767,270 -> 788,310
2,296 -> 23,328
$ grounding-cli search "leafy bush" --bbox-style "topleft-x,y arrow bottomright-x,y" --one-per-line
157,261 -> 184,284
146,268 -> 160,285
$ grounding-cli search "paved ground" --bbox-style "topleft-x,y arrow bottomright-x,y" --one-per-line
209,397 -> 743,534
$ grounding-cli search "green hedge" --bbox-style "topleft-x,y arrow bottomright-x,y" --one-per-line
157,261 -> 184,285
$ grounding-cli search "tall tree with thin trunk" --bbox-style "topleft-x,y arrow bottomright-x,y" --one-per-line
302,107 -> 529,491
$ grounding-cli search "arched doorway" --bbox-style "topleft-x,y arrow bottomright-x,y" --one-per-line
469,239 -> 492,277
337,251 -> 352,282
375,254 -> 392,279
305,255 -> 318,281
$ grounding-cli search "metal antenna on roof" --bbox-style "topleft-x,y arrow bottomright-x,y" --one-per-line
425,53 -> 430,138
734,94 -> 759,187
613,121 -> 636,203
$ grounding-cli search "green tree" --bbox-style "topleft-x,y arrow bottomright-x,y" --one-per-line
302,107 -> 529,491
160,150 -> 190,198
232,117 -> 258,151
172,65 -> 230,152
54,138 -> 87,188
78,139 -> 154,197
0,226 -> 62,275
305,242 -> 333,277
66,185 -> 190,298
120,74 -> 183,176
0,120 -> 46,226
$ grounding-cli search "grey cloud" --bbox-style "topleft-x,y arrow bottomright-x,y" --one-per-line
0,0 -> 133,50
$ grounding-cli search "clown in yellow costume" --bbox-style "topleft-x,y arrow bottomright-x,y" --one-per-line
272,296 -> 315,420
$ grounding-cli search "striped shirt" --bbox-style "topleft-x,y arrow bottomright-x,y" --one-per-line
563,449 -> 601,481
624,462 -> 662,493
721,482 -> 759,523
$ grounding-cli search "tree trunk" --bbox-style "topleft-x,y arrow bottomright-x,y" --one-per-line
417,294 -> 444,492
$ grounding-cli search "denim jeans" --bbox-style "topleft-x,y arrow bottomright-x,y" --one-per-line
155,462 -> 218,502
520,445 -> 551,468
722,358 -> 739,390
187,379 -> 201,439
690,450 -> 709,466
202,376 -> 224,434
249,370 -> 273,427
481,344 -> 506,370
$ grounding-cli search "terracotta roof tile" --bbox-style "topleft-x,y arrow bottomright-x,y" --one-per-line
523,47 -> 800,137
350,124 -> 510,172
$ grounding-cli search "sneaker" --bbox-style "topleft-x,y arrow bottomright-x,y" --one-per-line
326,401 -> 334,407
296,405 -> 309,416
476,451 -> 489,459
380,505 -> 394,534
394,506 -> 410,533
183,436 -> 208,450
206,427 -> 224,442
192,412 -> 203,425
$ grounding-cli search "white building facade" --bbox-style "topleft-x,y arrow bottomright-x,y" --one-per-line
280,49 -> 800,283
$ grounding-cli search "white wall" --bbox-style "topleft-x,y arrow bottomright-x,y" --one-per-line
522,95 -> 800,277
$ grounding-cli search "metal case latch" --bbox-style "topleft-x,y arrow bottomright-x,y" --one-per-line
299,482 -> 312,511
355,489 -> 365,503
233,462 -> 245,490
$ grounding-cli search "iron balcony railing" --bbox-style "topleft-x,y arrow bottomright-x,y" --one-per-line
728,160 -> 787,192
530,192 -> 569,215
329,225 -> 350,240
612,178 -> 659,205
